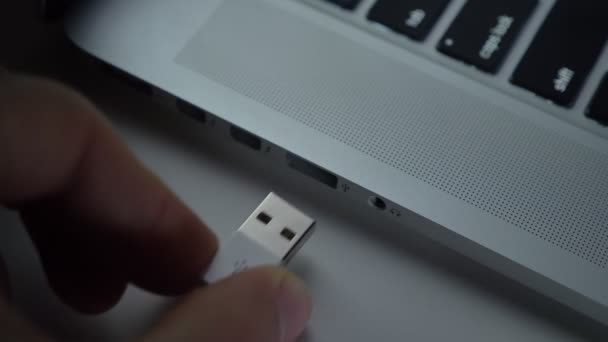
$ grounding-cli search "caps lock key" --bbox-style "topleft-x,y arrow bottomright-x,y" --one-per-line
438,0 -> 537,73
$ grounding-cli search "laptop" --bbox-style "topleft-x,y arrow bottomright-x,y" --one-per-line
62,0 -> 608,326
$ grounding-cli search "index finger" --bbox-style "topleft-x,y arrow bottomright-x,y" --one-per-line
0,71 -> 216,312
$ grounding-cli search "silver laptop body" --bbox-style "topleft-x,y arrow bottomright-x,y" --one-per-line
65,0 -> 608,325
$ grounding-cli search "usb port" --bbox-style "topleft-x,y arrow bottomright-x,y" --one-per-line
286,153 -> 338,189
230,125 -> 262,151
176,98 -> 207,123
98,62 -> 154,96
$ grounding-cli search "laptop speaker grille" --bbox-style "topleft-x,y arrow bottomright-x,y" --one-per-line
177,0 -> 608,267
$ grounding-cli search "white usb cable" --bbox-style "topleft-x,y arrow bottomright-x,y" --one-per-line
203,192 -> 316,283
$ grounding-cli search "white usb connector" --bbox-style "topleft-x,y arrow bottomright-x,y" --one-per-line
203,192 -> 316,283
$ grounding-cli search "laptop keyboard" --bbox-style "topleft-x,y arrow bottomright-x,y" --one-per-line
314,0 -> 608,128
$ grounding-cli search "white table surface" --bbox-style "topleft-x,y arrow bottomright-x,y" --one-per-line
0,2 -> 605,341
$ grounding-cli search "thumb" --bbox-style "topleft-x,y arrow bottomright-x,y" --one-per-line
142,266 -> 312,342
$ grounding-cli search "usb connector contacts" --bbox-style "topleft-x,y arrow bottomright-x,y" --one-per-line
203,193 -> 316,283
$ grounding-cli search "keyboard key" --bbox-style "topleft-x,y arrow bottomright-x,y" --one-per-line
586,74 -> 608,126
438,0 -> 537,73
324,0 -> 362,10
512,1 -> 608,107
368,0 -> 451,41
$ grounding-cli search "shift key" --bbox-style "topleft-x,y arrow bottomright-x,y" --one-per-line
438,0 -> 538,73
512,1 -> 608,107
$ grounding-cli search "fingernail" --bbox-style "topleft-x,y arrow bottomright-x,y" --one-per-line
276,273 -> 312,342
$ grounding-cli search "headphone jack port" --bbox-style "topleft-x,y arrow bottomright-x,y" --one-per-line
368,196 -> 387,211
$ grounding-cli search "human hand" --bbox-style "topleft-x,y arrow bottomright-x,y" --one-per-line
0,69 -> 312,341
